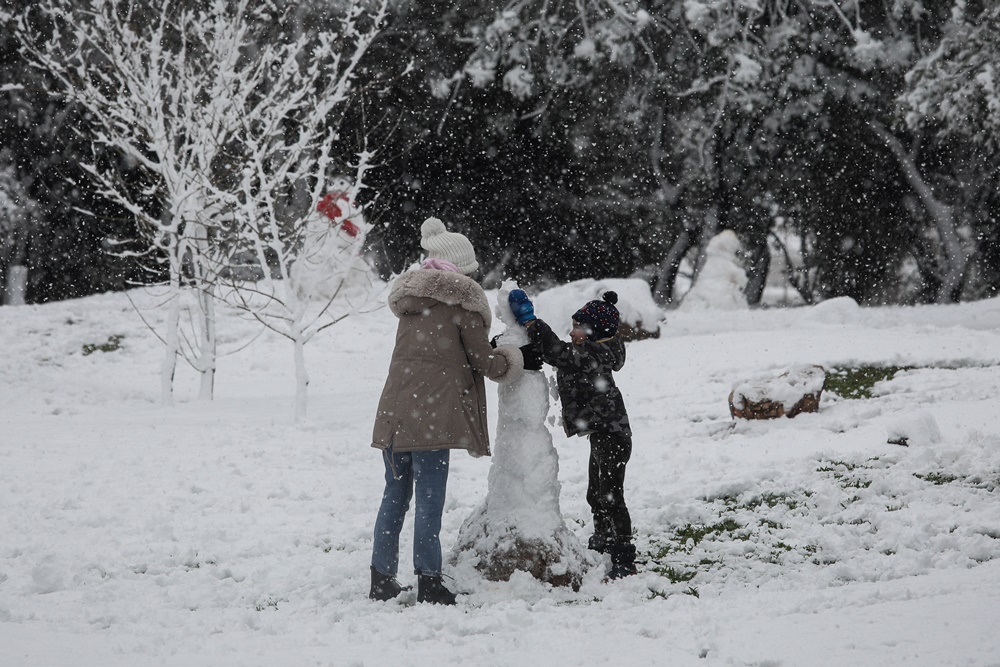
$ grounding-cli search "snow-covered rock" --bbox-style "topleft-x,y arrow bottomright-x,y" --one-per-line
729,364 -> 826,419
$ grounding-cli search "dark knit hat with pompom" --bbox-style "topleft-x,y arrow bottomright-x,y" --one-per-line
573,291 -> 620,340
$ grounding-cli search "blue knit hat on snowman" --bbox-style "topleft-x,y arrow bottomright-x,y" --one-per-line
573,291 -> 620,340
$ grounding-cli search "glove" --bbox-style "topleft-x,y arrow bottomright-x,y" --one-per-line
508,289 -> 536,325
520,343 -> 543,371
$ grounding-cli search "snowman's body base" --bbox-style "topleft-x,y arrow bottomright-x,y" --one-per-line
453,506 -> 586,590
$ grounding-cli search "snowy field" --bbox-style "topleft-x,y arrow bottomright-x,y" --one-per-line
2,284 -> 1000,667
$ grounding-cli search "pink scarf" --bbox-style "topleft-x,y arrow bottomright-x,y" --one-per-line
421,258 -> 461,273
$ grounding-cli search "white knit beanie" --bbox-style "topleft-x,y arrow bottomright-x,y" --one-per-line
420,217 -> 479,275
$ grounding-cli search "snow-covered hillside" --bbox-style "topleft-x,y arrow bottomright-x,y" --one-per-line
2,285 -> 999,666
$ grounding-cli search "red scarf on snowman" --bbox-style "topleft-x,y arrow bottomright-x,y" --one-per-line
317,192 -> 360,238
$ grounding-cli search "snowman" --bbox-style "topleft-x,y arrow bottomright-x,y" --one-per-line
291,176 -> 373,301
678,229 -> 749,311
451,280 -> 590,589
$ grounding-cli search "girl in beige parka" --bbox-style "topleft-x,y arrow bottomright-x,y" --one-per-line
369,217 -> 523,605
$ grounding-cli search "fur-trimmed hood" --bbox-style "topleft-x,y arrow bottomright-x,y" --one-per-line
389,269 -> 492,327
373,267 -> 522,457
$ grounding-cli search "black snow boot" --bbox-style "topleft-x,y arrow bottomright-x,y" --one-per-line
588,533 -> 611,554
607,543 -> 638,580
417,574 -> 457,605
369,566 -> 411,601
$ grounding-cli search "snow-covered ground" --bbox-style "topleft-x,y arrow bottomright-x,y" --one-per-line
2,284 -> 1000,666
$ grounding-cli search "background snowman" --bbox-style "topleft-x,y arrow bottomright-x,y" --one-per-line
291,175 -> 374,302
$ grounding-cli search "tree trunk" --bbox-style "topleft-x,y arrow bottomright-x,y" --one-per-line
690,205 -> 720,284
2,219 -> 28,306
3,266 -> 27,306
289,285 -> 310,423
162,274 -> 180,407
743,235 -> 771,307
870,122 -> 972,303
293,334 -> 308,423
197,286 -> 216,401
653,223 -> 698,306
189,220 -> 217,400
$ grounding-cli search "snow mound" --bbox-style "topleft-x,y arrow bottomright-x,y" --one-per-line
886,410 -> 942,447
532,277 -> 664,338
806,296 -> 861,324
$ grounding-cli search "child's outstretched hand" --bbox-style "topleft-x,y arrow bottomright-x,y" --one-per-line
508,289 -> 536,325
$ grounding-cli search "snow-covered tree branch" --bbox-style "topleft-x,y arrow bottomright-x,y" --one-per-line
901,2 -> 1000,151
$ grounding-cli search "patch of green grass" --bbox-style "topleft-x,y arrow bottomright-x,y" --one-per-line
818,458 -> 879,491
82,334 -> 125,356
645,518 -> 750,585
674,518 -> 742,547
915,471 -> 961,485
726,491 -> 805,512
817,458 -> 880,474
255,598 -> 281,612
648,585 -> 700,600
652,565 -> 697,583
824,365 -> 913,399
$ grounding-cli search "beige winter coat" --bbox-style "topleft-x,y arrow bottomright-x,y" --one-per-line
371,269 -> 523,457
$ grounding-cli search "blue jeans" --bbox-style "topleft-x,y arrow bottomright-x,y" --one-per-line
371,449 -> 450,578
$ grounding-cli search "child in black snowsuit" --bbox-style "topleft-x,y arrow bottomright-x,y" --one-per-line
508,289 -> 637,579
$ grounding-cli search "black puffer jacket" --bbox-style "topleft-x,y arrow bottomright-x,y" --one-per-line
527,318 -> 631,438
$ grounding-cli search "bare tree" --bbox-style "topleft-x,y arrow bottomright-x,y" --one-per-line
19,0 -> 390,408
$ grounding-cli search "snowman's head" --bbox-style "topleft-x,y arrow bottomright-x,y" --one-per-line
496,279 -> 521,328
327,175 -> 353,195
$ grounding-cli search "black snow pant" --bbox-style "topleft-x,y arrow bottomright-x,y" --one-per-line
587,431 -> 633,546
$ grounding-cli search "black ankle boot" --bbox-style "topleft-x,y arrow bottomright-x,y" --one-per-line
369,566 -> 410,601
417,574 -> 457,605
588,533 -> 611,554
607,543 -> 638,580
